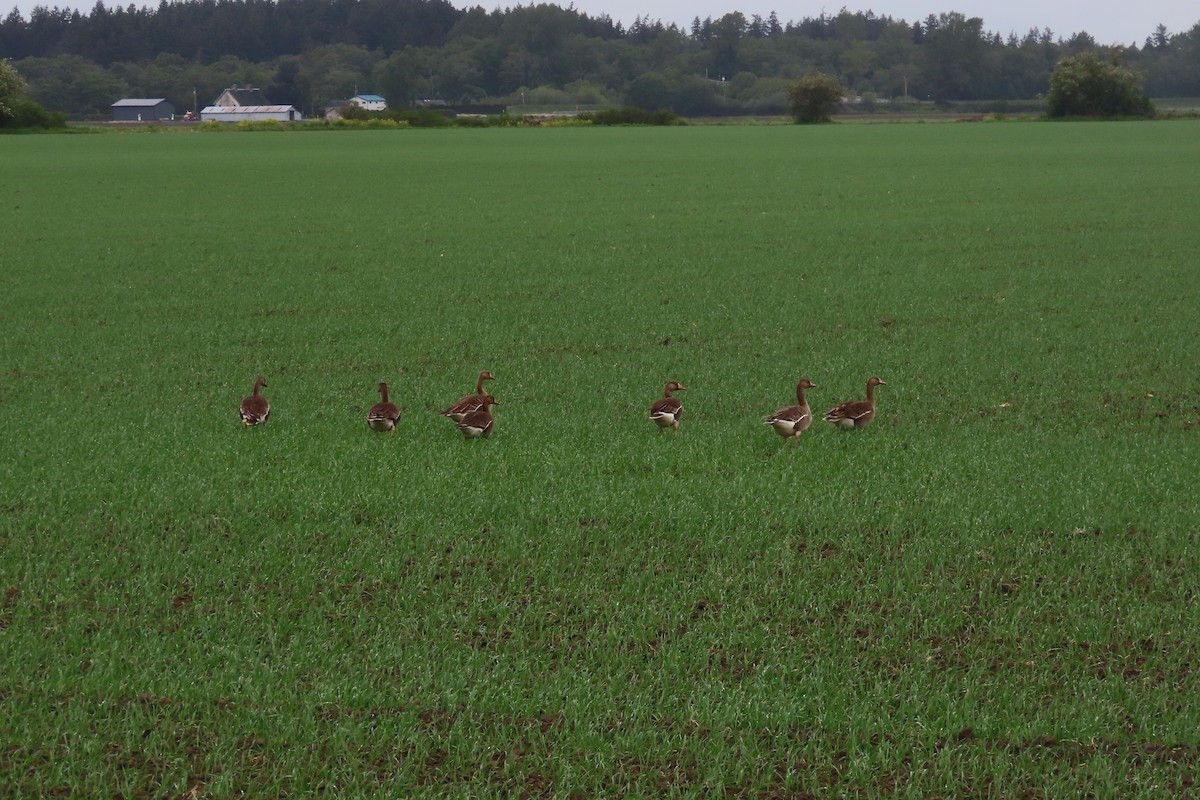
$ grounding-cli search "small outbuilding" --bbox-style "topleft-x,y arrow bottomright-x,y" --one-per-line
200,105 -> 303,123
111,98 -> 176,121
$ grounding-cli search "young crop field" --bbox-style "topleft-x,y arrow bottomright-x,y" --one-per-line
1,121 -> 1198,797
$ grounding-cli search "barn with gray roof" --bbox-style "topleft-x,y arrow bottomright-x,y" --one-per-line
111,98 -> 176,121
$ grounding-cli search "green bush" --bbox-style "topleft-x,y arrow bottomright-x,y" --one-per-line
1046,52 -> 1153,119
787,71 -> 845,124
0,97 -> 66,130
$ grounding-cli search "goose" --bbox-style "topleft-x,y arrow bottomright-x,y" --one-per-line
367,382 -> 401,432
825,376 -> 886,430
441,370 -> 495,422
240,376 -> 270,427
765,378 -> 817,443
456,396 -> 498,439
649,381 -> 686,435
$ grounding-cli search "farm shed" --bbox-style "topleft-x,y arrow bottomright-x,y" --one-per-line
200,105 -> 302,123
111,98 -> 176,121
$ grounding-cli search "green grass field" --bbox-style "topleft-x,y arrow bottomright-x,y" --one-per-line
2,121 -> 1198,797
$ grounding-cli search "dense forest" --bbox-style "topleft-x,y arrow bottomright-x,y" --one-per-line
2,0 -> 1198,117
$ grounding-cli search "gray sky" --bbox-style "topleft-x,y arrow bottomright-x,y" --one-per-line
502,1 -> 1199,46
7,0 -> 1197,47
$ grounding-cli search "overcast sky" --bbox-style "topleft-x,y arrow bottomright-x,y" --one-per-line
538,1 -> 1197,45
8,0 -> 1197,47
487,1 -> 1195,46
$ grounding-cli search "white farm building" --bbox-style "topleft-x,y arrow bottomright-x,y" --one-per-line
200,105 -> 302,123
350,94 -> 387,111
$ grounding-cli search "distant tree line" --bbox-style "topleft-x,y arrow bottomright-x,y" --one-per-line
1,0 -> 1197,117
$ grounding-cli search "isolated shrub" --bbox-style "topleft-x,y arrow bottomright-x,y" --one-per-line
787,71 -> 846,124
1046,52 -> 1153,118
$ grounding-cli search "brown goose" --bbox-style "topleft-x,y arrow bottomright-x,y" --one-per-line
825,376 -> 886,430
649,381 -> 686,435
765,378 -> 817,443
441,370 -> 495,422
367,382 -> 401,432
240,376 -> 270,427
456,396 -> 498,439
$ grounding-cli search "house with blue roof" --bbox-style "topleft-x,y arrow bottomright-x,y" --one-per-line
350,94 -> 387,111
